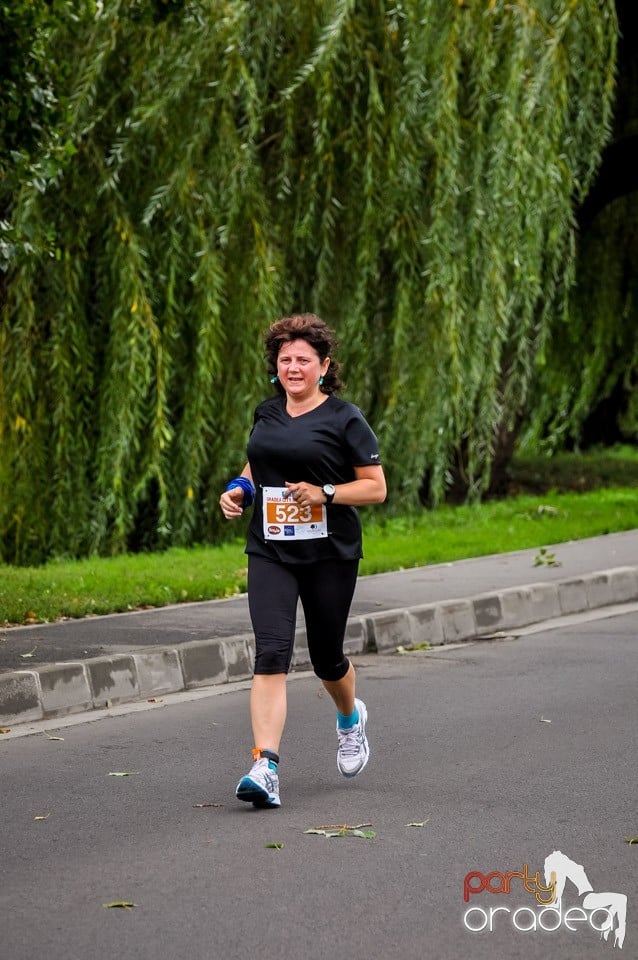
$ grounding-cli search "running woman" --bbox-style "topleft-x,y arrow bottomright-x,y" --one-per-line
219,313 -> 386,808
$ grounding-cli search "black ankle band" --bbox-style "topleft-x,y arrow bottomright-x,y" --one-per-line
260,749 -> 279,765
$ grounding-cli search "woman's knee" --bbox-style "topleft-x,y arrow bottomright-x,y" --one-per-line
254,641 -> 293,675
312,654 -> 349,683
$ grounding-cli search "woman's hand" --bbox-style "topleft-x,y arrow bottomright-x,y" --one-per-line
284,481 -> 326,507
284,466 -> 386,508
219,486 -> 245,519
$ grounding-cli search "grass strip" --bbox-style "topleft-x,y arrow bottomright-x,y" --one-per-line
1,487 -> 637,626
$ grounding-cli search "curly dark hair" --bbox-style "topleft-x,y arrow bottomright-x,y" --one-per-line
264,313 -> 344,395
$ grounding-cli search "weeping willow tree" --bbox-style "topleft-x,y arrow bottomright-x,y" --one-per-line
0,0 -> 617,564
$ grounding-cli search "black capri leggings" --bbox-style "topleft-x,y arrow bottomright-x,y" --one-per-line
247,555 -> 359,682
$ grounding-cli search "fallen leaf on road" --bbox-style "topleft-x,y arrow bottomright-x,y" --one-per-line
147,698 -> 163,703
539,717 -> 552,723
0,727 -> 11,734
406,819 -> 430,827
265,842 -> 284,849
305,829 -> 343,837
624,837 -> 638,845
43,731 -> 64,741
34,814 -> 50,821
20,647 -> 37,658
108,771 -> 140,777
192,803 -> 224,808
103,901 -> 137,909
311,822 -> 372,830
305,824 -> 376,839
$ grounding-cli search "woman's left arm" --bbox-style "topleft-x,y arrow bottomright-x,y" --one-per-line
333,465 -> 387,505
285,465 -> 386,507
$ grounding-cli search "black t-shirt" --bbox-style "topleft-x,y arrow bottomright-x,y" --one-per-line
245,394 -> 382,563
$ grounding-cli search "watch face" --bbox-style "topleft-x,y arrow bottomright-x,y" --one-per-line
324,484 -> 336,496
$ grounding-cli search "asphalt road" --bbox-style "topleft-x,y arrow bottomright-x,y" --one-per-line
2,612 -> 636,960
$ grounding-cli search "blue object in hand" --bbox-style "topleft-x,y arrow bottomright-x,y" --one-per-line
225,476 -> 256,508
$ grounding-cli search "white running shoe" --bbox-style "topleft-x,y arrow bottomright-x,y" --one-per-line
336,698 -> 369,778
235,757 -> 281,808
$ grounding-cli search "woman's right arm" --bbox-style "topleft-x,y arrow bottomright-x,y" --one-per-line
219,463 -> 252,519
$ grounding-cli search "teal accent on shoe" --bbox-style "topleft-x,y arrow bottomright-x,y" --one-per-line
337,706 -> 359,730
235,757 -> 281,808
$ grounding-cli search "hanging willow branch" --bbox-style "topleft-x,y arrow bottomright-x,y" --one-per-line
0,0 -> 617,563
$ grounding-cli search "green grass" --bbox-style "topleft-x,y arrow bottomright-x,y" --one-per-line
361,487 -> 638,572
1,486 -> 637,626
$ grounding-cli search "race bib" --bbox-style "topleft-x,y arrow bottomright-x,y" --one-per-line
262,486 -> 328,540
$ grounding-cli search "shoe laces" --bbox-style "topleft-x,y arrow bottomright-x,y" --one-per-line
337,723 -> 362,757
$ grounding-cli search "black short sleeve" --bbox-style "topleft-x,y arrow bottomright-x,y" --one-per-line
343,405 -> 382,467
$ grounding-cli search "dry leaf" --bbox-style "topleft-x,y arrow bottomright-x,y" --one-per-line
305,824 -> 375,839
265,842 -> 284,849
108,771 -> 140,777
103,901 -> 137,909
34,814 -> 50,821
43,731 -> 64,741
311,822 -> 372,830
192,803 -> 224,808
539,717 -> 552,723
624,837 -> 638,845
20,647 -> 37,658
0,727 -> 11,734
406,819 -> 430,827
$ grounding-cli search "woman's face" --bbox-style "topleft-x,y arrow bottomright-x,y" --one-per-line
277,338 -> 330,401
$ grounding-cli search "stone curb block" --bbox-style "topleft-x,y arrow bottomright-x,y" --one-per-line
500,587 -> 533,628
344,617 -> 367,656
88,656 -> 140,708
223,636 -> 252,681
440,600 -> 476,643
2,564 -> 638,727
0,671 -> 43,724
609,567 -> 638,604
133,650 -> 184,697
584,573 -> 613,609
366,610 -> 413,653
528,582 -> 562,621
39,662 -> 92,717
179,639 -> 227,688
408,605 -> 445,646
558,578 -> 589,615
473,594 -> 504,634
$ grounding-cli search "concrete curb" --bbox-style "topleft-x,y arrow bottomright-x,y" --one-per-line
1,565 -> 637,727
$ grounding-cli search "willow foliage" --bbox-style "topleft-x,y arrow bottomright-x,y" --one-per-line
0,0 -> 617,563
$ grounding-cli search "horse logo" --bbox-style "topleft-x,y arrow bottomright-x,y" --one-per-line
544,850 -> 627,949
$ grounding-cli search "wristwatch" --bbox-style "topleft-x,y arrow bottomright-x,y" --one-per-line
322,483 -> 336,505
